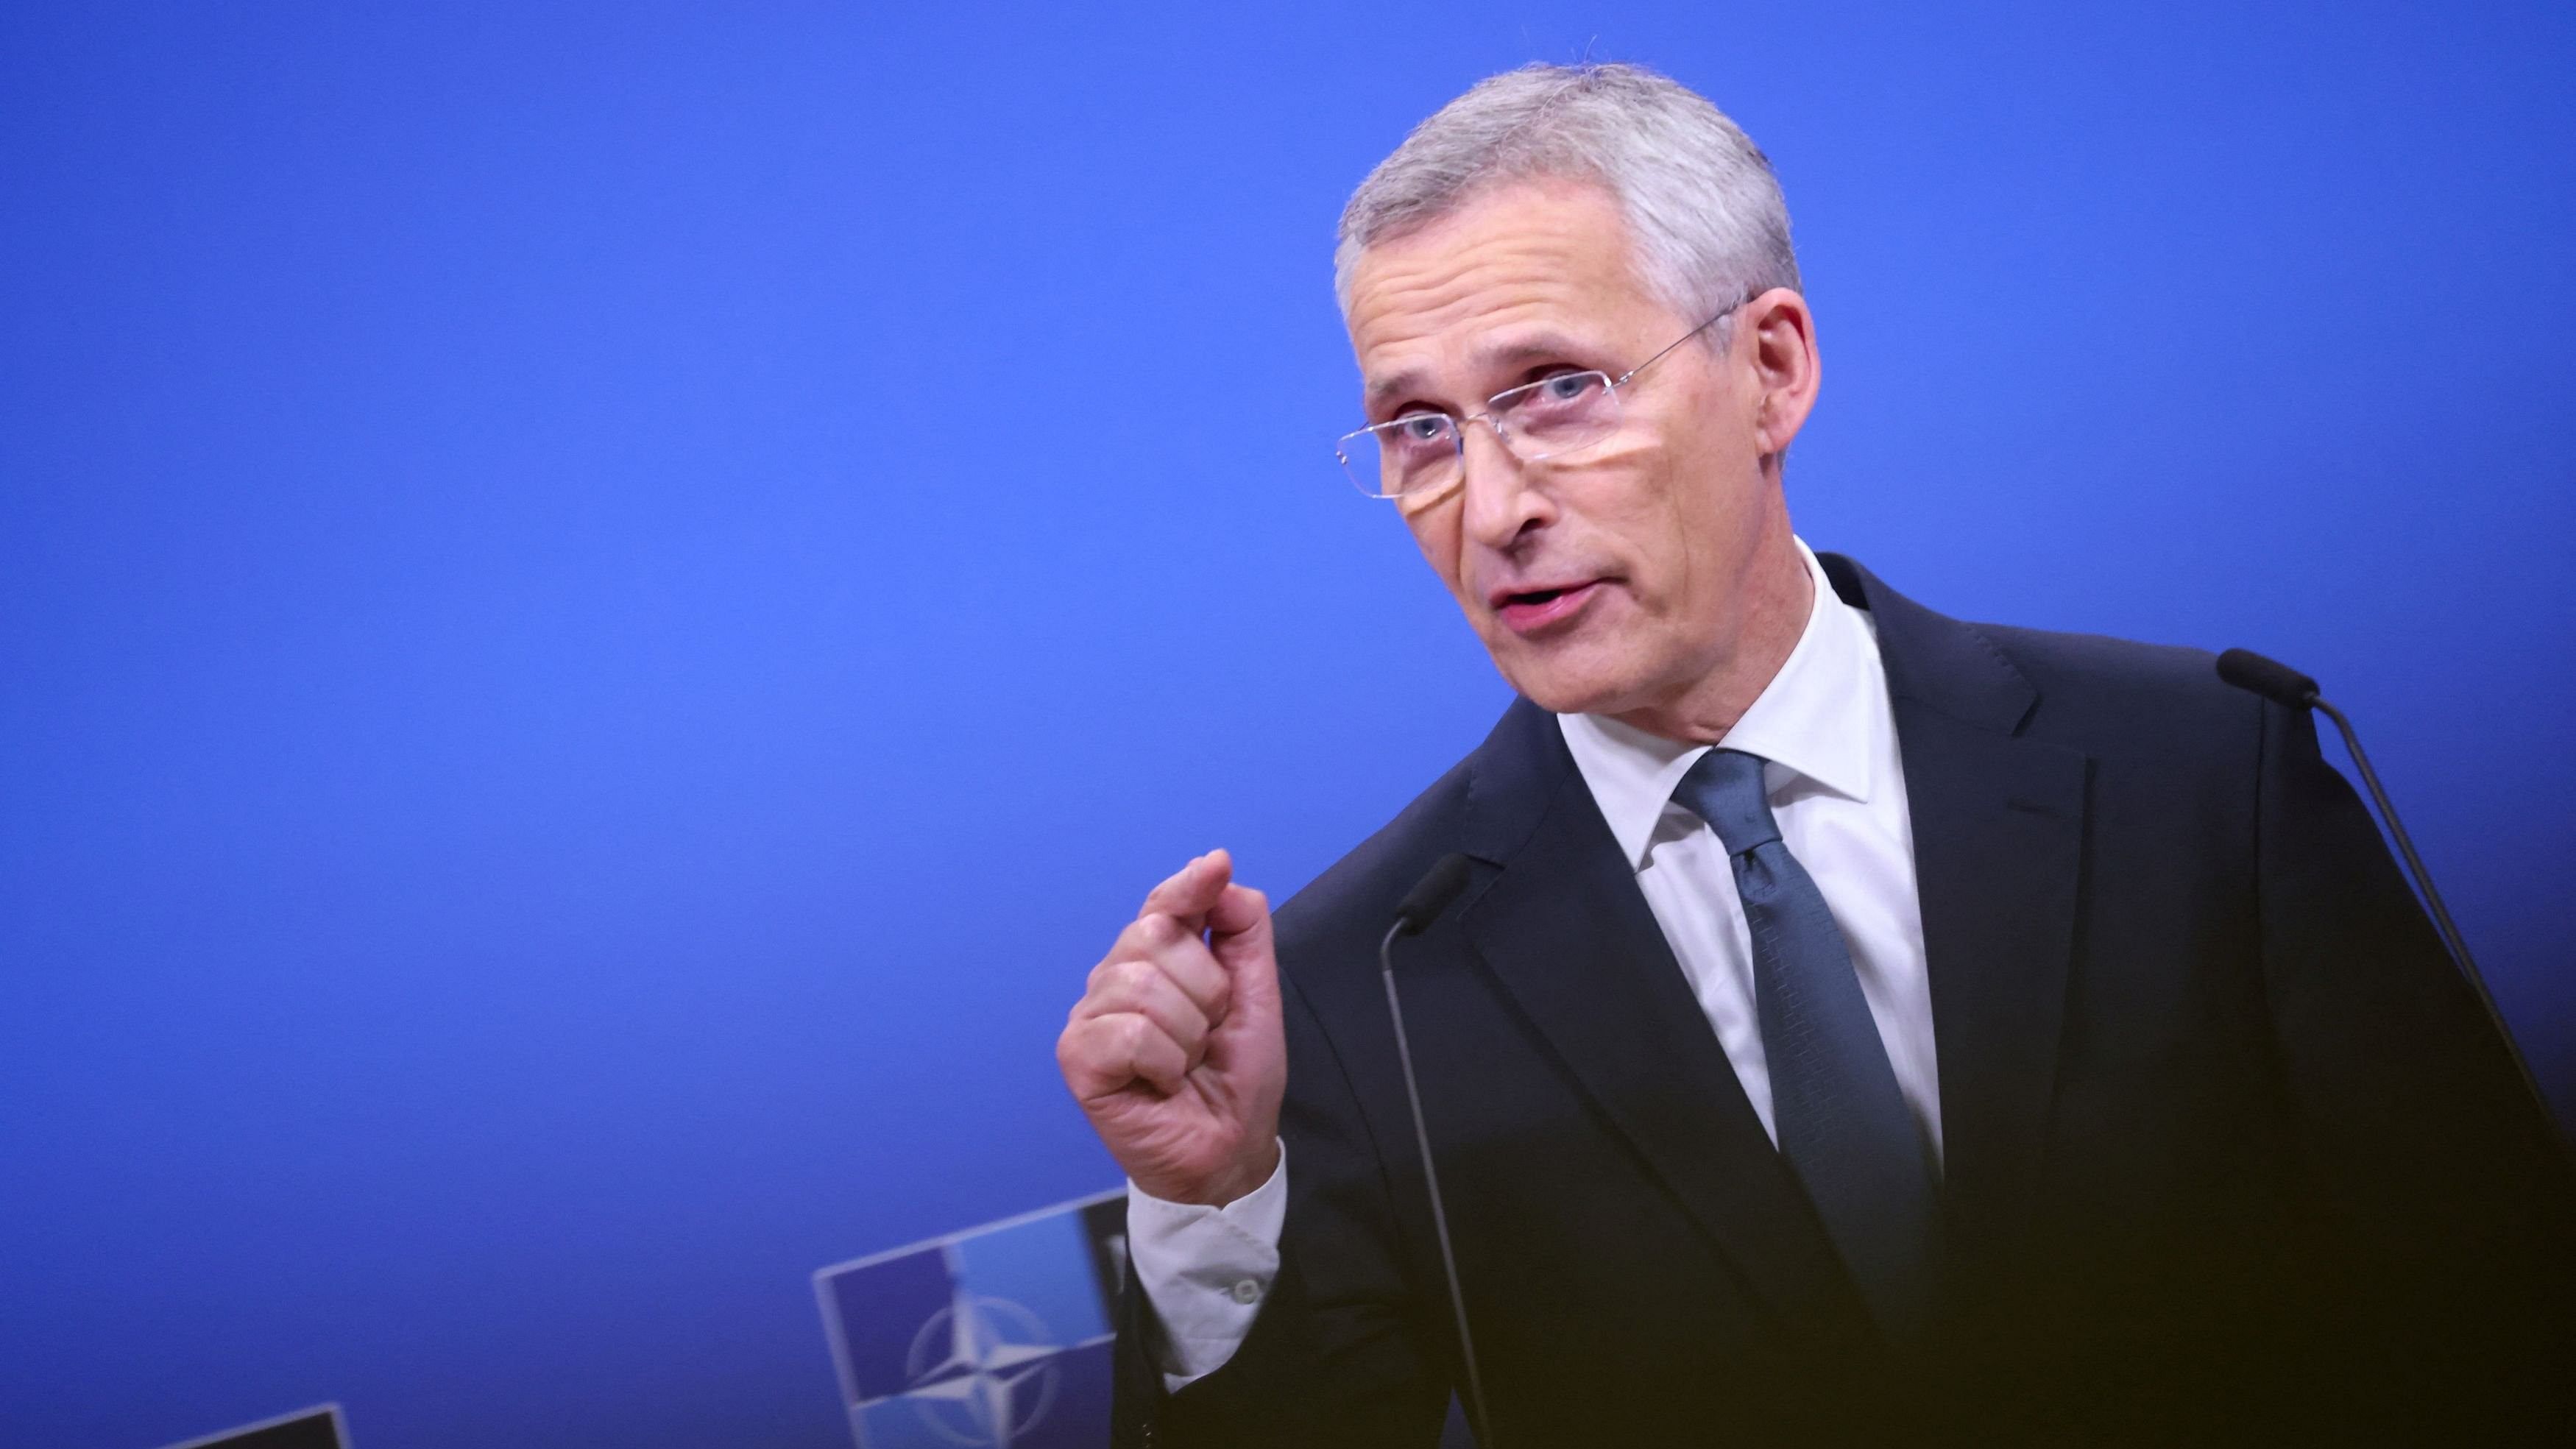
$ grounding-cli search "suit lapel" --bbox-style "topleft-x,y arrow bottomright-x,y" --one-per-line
1434,553 -> 2089,1324
1829,556 -> 2089,1269
1451,701 -> 1870,1335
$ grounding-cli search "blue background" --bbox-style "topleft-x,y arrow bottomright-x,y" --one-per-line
4,3 -> 2570,1446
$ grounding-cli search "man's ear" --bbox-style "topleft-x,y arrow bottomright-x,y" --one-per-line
1743,288 -> 1821,458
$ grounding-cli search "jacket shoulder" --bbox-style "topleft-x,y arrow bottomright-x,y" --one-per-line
1827,550 -> 2262,754
1974,620 -> 2262,753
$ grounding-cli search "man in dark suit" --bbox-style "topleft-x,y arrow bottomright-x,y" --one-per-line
1055,63 -> 2572,1445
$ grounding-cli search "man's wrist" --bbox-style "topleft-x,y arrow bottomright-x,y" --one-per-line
1136,1137 -> 1282,1209
1126,1139 -> 1289,1389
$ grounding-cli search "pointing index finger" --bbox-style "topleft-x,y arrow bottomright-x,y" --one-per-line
1140,849 -> 1234,930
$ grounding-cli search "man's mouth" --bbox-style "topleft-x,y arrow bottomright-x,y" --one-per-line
1491,580 -> 1606,634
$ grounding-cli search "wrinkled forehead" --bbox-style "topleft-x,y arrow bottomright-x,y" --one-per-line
1342,177 -> 1680,407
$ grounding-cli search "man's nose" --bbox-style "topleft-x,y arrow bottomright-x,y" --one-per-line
1457,422 -> 1548,550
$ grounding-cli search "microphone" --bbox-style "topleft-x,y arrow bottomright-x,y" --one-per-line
1378,853 -> 1491,1446
2212,648 -> 2319,711
1394,853 -> 1476,935
2215,648 -> 2550,1119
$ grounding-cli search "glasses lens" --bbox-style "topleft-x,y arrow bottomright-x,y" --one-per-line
1339,415 -> 1457,498
1493,372 -> 1618,458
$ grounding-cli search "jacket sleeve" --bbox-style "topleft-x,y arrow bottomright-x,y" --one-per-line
1111,967 -> 1452,1449
2252,695 -> 2576,1432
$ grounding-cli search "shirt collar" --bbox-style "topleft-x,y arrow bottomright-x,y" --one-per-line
1557,539 -> 1879,869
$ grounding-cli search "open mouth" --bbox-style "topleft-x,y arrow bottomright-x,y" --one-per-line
1493,580 -> 1604,633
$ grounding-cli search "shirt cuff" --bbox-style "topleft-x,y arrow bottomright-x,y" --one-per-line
1124,1142 -> 1287,1392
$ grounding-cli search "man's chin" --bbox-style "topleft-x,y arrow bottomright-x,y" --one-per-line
1488,647 -> 1655,718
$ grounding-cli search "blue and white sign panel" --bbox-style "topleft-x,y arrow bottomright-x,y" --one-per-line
816,1189 -> 1128,1449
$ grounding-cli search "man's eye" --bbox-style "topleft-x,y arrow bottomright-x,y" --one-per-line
1390,414 -> 1451,445
1539,372 -> 1602,403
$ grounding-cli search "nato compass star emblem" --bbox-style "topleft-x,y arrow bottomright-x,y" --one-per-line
900,1294 -> 1064,1445
817,1190 -> 1127,1449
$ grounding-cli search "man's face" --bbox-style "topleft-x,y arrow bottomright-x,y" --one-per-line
1344,177 -> 1796,720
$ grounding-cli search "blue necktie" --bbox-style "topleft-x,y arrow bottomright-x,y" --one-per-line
1671,748 -> 1940,1336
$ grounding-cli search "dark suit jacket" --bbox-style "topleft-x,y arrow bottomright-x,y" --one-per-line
1112,554 -> 2575,1447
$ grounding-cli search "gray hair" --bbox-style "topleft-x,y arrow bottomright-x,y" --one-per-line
1334,63 -> 1801,333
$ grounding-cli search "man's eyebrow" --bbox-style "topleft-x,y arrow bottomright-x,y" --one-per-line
1482,332 -> 1596,369
1365,368 -> 1432,408
1362,333 -> 1601,411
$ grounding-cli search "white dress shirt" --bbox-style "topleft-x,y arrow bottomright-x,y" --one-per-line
1126,539 -> 1942,1389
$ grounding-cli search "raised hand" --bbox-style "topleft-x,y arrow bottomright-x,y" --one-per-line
1056,850 -> 1286,1206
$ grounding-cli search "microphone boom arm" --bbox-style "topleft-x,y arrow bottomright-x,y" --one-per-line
2218,648 -> 2557,1138
2307,695 -> 2550,1119
1380,915 -> 1496,1446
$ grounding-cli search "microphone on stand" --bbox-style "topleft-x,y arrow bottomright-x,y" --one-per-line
1379,853 -> 1490,1447
2215,648 -> 2552,1123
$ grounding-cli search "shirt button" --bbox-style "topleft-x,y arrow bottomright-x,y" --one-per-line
1230,1278 -> 1262,1305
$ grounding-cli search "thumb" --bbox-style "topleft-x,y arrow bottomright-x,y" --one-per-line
1206,881 -> 1278,1021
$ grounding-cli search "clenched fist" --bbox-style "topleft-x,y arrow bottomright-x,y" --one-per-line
1056,850 -> 1285,1207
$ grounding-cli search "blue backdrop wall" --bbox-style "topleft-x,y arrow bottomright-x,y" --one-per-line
4,3 -> 2570,1446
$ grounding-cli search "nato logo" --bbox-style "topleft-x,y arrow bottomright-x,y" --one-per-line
816,1189 -> 1128,1449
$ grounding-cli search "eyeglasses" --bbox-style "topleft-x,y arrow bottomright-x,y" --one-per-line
1332,294 -> 1751,501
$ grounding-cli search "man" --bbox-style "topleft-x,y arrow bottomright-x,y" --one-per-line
1055,63 -> 2572,1446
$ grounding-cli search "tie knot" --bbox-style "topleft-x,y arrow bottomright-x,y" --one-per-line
1672,748 -> 1780,857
